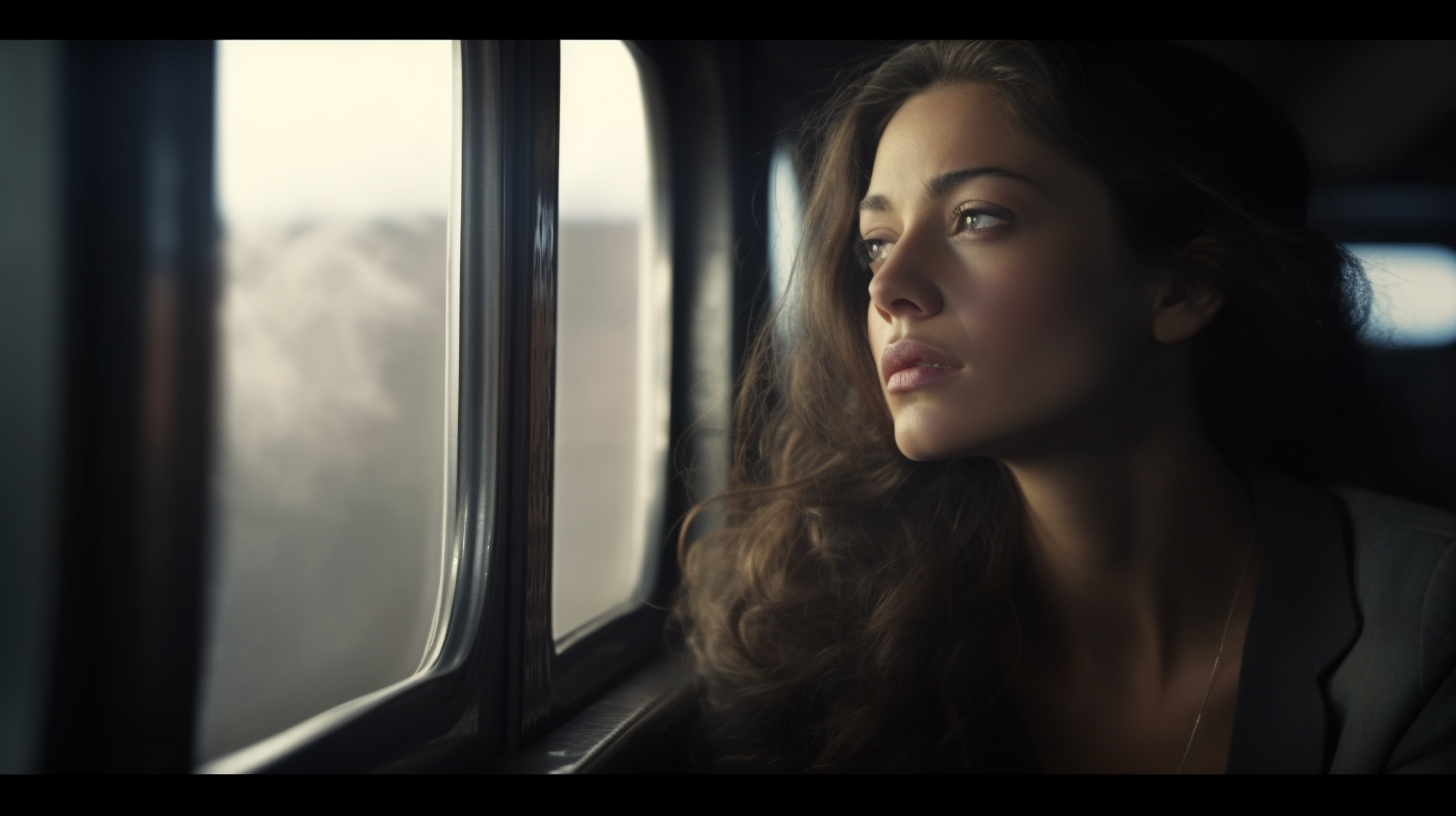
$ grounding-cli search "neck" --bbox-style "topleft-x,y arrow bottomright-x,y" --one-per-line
999,381 -> 1256,681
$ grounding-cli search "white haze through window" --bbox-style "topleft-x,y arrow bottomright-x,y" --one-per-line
200,41 -> 455,765
1349,243 -> 1456,348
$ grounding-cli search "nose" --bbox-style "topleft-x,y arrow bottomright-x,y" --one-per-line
867,231 -> 944,324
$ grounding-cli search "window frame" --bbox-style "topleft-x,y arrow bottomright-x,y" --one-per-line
30,37 -> 742,774
39,40 -> 219,773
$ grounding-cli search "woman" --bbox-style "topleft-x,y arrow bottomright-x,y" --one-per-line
674,41 -> 1456,773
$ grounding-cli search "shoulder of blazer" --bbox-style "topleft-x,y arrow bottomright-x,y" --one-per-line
1325,485 -> 1456,773
1228,469 -> 1358,773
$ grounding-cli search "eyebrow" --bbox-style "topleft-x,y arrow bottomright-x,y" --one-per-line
858,166 -> 1044,212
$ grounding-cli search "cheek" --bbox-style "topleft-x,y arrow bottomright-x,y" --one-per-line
955,251 -> 1138,392
953,260 -> 1081,352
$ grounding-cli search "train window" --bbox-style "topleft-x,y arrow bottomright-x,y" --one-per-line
551,41 -> 669,643
1349,243 -> 1456,348
198,41 -> 458,763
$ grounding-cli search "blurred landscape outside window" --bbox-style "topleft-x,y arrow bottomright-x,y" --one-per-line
199,41 -> 456,764
553,41 -> 668,642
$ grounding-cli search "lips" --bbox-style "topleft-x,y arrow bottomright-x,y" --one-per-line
880,340 -> 963,394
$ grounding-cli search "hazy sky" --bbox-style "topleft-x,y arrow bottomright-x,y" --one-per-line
217,41 -> 454,222
559,40 -> 650,222
218,40 -> 649,224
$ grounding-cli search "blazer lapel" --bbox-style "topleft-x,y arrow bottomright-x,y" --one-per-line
1225,469 -> 1361,773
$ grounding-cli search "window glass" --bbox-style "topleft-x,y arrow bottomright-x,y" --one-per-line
553,41 -> 667,642
199,40 -> 456,763
1348,243 -> 1456,347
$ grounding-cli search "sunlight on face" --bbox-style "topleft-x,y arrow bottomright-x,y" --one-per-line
861,83 -> 1159,462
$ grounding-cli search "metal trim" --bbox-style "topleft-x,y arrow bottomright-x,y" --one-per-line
494,40 -> 561,747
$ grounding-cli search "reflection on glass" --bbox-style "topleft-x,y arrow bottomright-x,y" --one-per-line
199,41 -> 454,763
553,40 -> 666,641
1350,243 -> 1456,348
769,139 -> 805,344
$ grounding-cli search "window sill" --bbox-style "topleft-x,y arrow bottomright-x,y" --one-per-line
493,653 -> 696,773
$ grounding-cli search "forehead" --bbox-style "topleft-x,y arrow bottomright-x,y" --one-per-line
866,82 -> 1089,207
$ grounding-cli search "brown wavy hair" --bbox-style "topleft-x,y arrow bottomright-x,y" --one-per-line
674,41 -> 1428,772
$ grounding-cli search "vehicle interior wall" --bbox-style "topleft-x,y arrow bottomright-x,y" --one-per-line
0,39 -> 63,776
1187,41 -> 1456,511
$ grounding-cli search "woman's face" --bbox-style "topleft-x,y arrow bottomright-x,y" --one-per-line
862,82 -> 1161,462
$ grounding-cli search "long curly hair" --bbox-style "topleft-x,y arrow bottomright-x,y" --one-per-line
674,41 -> 1427,773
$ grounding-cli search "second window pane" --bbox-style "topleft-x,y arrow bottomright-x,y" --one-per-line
554,41 -> 664,641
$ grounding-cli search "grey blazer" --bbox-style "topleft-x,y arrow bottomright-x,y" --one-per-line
1228,469 -> 1456,773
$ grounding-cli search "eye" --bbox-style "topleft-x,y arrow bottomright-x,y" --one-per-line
952,204 -> 1014,236
855,237 -> 895,273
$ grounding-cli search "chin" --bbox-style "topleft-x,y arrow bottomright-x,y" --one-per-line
892,412 -> 977,461
894,429 -> 973,462
893,416 -> 1035,463
896,446 -> 941,463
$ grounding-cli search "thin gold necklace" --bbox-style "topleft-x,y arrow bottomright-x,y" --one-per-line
1176,540 -> 1254,775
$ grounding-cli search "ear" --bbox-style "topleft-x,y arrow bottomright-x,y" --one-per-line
1150,279 -> 1224,344
1148,239 -> 1225,345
